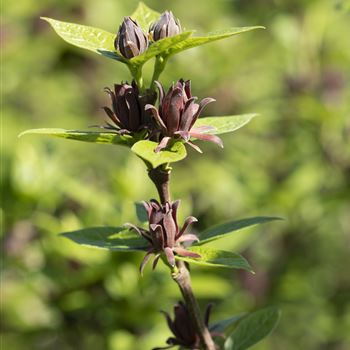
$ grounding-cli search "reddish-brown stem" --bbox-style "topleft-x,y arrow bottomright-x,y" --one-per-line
148,167 -> 216,350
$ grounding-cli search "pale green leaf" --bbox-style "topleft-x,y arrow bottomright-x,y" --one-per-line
196,217 -> 283,246
41,17 -> 125,62
166,26 -> 265,56
130,2 -> 161,32
130,31 -> 193,66
194,114 -> 257,135
224,307 -> 281,350
61,226 -> 148,251
175,247 -> 253,272
18,128 -> 133,147
131,140 -> 187,168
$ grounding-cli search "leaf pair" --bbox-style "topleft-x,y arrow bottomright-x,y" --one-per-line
60,215 -> 282,272
19,113 -> 257,169
41,2 -> 263,71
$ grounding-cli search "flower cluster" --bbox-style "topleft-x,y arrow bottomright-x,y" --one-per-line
115,11 -> 181,59
102,11 -> 224,152
127,199 -> 201,275
102,79 -> 223,152
154,302 -> 221,350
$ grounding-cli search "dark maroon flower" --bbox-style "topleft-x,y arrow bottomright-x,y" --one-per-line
103,81 -> 147,133
150,11 -> 182,41
115,17 -> 148,59
127,199 -> 200,275
153,302 -> 220,350
145,80 -> 223,152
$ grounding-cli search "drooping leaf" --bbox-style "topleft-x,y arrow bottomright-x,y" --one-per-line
130,31 -> 193,66
18,128 -> 134,147
61,226 -> 148,251
224,307 -> 281,350
175,247 -> 253,272
196,217 -> 283,246
41,17 -> 125,62
210,314 -> 245,334
130,2 -> 161,33
194,114 -> 257,135
135,202 -> 148,223
131,140 -> 187,169
166,27 -> 265,57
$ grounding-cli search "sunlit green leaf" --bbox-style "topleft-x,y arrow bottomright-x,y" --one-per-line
175,247 -> 253,272
166,27 -> 265,56
196,217 -> 283,246
194,114 -> 257,135
61,227 -> 148,251
41,17 -> 125,62
224,307 -> 281,350
130,31 -> 193,66
130,2 -> 161,33
19,128 -> 134,147
131,140 -> 187,169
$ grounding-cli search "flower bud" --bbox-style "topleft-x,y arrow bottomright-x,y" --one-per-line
103,80 -> 145,133
115,17 -> 148,59
150,11 -> 182,41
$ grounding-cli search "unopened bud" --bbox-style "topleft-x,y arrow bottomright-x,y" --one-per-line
115,17 -> 148,59
150,11 -> 182,41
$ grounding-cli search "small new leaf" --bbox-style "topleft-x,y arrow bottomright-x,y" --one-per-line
224,307 -> 281,350
130,2 -> 161,33
131,140 -> 187,169
196,217 -> 283,246
18,128 -> 134,147
194,114 -> 257,135
175,247 -> 253,272
61,226 -> 149,251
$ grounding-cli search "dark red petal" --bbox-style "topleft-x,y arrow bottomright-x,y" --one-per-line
189,132 -> 224,148
139,250 -> 153,275
190,97 -> 216,129
164,247 -> 176,266
186,140 -> 203,153
155,136 -> 171,153
176,216 -> 198,240
173,247 -> 201,259
145,104 -> 168,132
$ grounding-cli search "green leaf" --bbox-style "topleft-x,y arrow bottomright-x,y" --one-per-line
61,226 -> 148,251
224,307 -> 281,350
131,140 -> 187,169
135,202 -> 148,223
19,128 -> 134,147
130,31 -> 193,66
210,314 -> 245,334
166,27 -> 265,56
41,17 -> 125,62
175,247 -> 253,272
130,2 -> 161,33
196,217 -> 283,246
194,114 -> 257,135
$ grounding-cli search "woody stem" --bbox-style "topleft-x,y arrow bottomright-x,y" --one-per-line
148,167 -> 216,350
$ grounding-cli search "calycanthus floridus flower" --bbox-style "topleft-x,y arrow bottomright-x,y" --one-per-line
153,302 -> 222,350
126,199 -> 201,275
145,80 -> 224,153
115,17 -> 149,59
102,81 -> 148,134
150,11 -> 182,41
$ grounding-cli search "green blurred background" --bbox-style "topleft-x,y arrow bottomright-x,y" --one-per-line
2,0 -> 350,349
